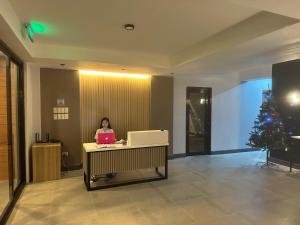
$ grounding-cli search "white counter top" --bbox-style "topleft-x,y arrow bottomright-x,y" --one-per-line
83,142 -> 169,153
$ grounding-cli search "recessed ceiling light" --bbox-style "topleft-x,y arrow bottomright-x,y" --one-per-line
124,24 -> 135,31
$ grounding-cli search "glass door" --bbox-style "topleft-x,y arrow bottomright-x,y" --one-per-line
0,51 -> 10,214
186,87 -> 212,155
10,62 -> 21,191
0,42 -> 25,224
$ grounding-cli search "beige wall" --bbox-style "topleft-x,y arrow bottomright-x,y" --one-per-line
173,74 -> 270,154
173,75 -> 240,154
24,63 -> 41,182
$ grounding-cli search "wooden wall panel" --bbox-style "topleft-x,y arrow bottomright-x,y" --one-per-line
40,68 -> 81,166
0,65 -> 8,180
80,75 -> 150,143
150,76 -> 174,153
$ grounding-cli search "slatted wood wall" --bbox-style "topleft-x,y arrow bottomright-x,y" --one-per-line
0,61 -> 8,180
80,74 -> 150,143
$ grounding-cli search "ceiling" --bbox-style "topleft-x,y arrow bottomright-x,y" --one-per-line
9,0 -> 259,55
1,0 -> 300,77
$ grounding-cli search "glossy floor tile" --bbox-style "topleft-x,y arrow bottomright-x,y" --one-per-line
6,151 -> 300,225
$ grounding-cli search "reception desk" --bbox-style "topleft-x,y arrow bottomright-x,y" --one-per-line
83,130 -> 169,191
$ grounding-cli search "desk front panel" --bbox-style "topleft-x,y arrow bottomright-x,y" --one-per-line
84,146 -> 166,175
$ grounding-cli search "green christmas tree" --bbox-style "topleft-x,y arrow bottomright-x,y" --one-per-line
247,90 -> 289,164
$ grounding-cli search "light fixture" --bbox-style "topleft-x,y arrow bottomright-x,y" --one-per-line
124,24 -> 135,31
23,21 -> 48,42
287,91 -> 300,106
79,70 -> 150,79
24,23 -> 35,42
30,22 -> 47,33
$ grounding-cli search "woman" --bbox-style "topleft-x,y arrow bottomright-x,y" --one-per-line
94,117 -> 114,143
94,117 -> 116,179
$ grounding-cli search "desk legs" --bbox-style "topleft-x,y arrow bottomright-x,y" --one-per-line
165,146 -> 168,179
290,149 -> 293,173
154,146 -> 168,179
83,152 -> 91,191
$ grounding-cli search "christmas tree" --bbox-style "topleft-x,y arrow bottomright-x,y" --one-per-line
247,90 -> 289,163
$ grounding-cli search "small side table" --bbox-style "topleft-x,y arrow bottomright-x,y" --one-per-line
32,142 -> 61,182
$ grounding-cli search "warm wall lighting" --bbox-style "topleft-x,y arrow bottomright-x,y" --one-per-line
287,91 -> 300,106
79,70 -> 150,79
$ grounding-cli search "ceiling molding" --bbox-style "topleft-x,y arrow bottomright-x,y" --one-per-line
0,0 -> 31,60
31,43 -> 170,69
238,65 -> 272,81
229,0 -> 300,20
170,11 -> 299,67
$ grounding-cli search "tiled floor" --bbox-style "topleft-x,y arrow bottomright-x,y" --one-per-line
6,151 -> 300,225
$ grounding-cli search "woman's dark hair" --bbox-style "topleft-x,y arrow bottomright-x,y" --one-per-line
100,117 -> 111,129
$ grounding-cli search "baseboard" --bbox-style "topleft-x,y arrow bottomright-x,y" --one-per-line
210,148 -> 260,155
168,153 -> 186,159
168,148 -> 260,159
62,163 -> 83,171
269,157 -> 300,170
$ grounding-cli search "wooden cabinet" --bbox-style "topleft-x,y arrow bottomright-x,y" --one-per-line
32,143 -> 61,182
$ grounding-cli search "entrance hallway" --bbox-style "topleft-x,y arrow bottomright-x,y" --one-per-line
7,152 -> 300,225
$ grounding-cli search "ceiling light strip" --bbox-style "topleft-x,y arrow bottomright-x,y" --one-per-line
79,70 -> 150,79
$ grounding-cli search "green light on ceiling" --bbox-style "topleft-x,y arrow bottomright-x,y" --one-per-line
30,21 -> 47,33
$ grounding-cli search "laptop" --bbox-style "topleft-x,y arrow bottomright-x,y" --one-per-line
97,132 -> 116,144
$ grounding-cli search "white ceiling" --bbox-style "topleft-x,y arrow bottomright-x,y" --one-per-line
9,0 -> 259,55
1,0 -> 300,77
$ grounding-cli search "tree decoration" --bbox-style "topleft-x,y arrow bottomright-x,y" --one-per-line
247,90 -> 289,165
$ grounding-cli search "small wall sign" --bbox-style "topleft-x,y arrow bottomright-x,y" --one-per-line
57,98 -> 65,106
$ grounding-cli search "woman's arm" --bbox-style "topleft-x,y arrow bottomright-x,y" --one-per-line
94,129 -> 100,140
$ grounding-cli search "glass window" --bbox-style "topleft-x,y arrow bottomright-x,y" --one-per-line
0,51 -> 10,213
10,62 -> 21,191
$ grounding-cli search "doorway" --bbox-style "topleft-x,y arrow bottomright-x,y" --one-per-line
186,87 -> 211,155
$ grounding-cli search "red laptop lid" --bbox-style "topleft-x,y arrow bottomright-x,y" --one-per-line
97,132 -> 116,144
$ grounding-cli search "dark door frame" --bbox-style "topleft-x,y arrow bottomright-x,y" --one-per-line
186,87 -> 212,156
0,40 -> 26,224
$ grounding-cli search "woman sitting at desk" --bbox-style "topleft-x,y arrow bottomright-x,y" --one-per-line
95,117 -> 115,143
94,117 -> 116,179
